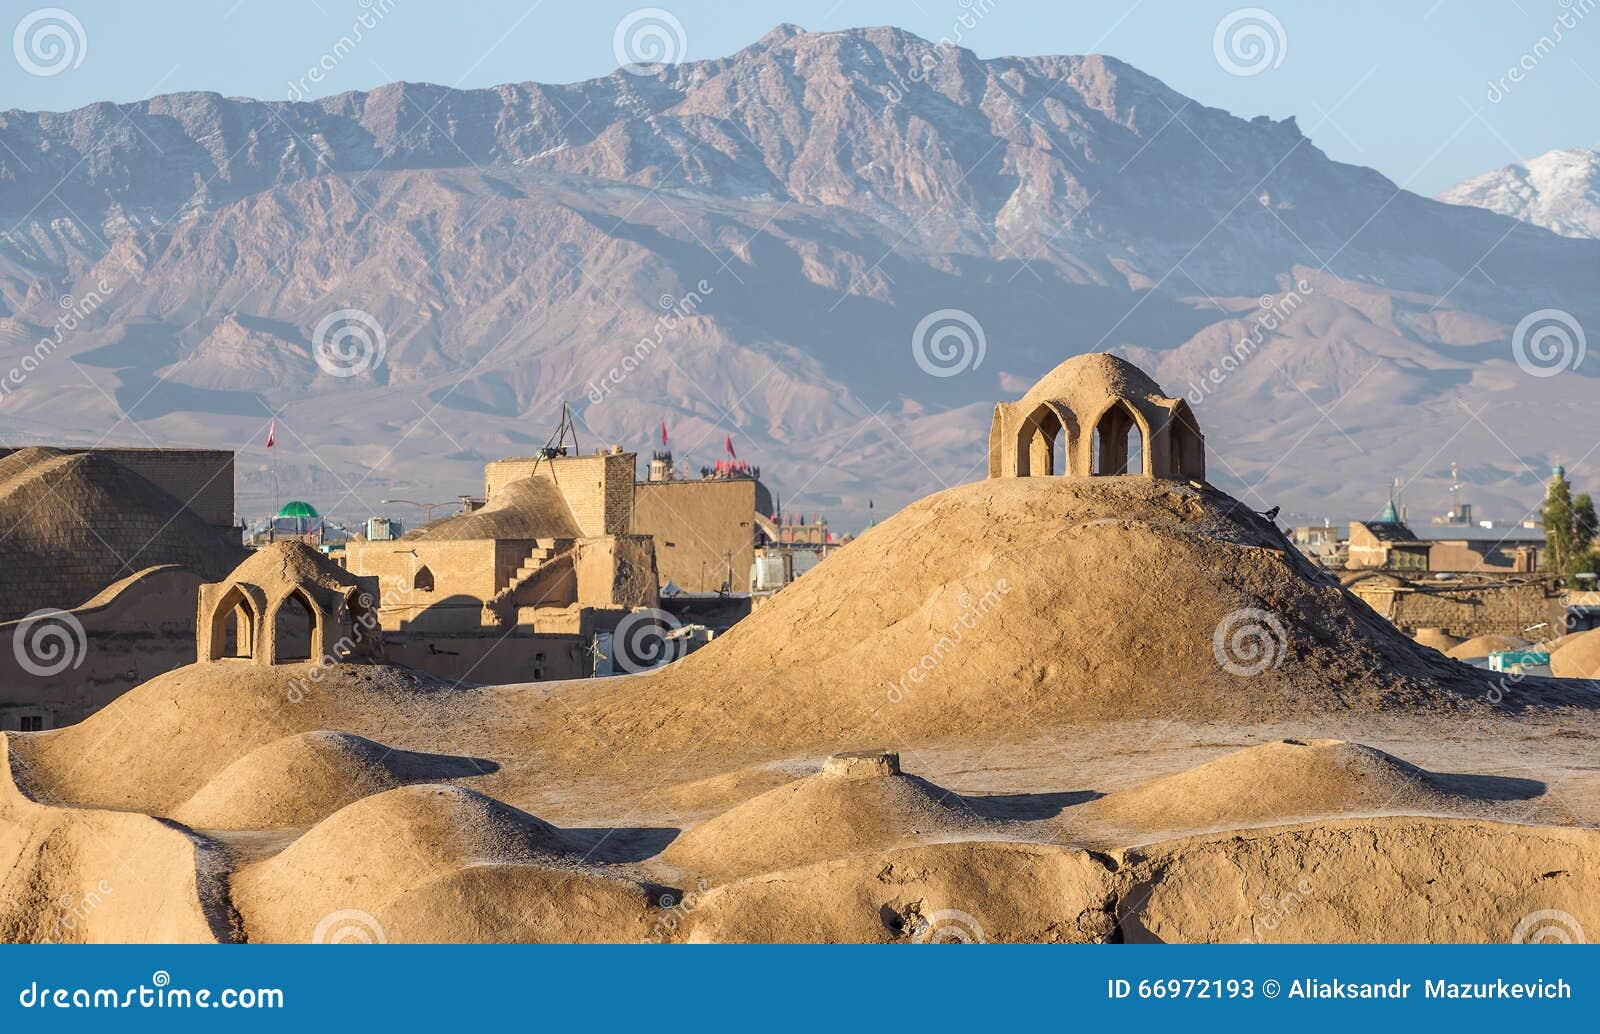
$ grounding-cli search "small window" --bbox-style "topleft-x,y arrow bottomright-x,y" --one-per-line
19,715 -> 45,732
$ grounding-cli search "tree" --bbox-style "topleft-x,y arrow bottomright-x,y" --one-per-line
1541,470 -> 1597,585
1576,492 -> 1598,545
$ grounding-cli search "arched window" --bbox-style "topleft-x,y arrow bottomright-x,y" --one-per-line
272,589 -> 319,663
208,584 -> 258,661
1092,401 -> 1146,476
412,565 -> 435,592
1015,404 -> 1064,477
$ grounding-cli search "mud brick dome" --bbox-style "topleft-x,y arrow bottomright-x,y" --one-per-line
987,353 -> 1205,481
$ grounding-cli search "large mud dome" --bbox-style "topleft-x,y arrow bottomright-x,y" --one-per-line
567,474 -> 1589,757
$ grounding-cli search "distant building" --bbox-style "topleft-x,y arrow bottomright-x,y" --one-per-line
1348,498 -> 1431,571
630,441 -> 775,594
365,516 -> 403,542
1344,570 -> 1571,642
1290,523 -> 1344,566
1345,491 -> 1541,574
1411,525 -> 1542,573
344,446 -> 659,682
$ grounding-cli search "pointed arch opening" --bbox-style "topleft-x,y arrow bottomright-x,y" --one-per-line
1014,403 -> 1066,477
412,565 -> 435,592
208,584 -> 258,661
1169,401 -> 1204,479
272,588 -> 320,663
1091,400 -> 1147,476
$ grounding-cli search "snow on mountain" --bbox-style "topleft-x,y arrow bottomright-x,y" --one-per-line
1438,148 -> 1600,240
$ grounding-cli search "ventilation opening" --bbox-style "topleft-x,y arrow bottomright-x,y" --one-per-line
1092,402 -> 1144,475
209,586 -> 257,660
274,591 -> 318,663
1016,405 -> 1064,477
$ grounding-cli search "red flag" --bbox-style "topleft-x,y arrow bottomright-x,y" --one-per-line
660,420 -> 668,446
265,419 -> 276,448
724,435 -> 737,460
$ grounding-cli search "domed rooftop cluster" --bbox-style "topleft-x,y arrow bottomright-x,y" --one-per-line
987,353 -> 1205,481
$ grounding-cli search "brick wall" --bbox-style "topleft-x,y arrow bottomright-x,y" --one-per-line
631,479 -> 756,593
1350,578 -> 1567,640
345,538 -> 515,632
484,451 -> 636,537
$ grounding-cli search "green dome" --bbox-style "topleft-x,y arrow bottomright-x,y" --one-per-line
278,501 -> 319,519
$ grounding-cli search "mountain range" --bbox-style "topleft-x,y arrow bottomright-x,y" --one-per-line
2,24 -> 1597,531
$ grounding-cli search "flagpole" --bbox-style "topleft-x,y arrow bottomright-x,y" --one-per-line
268,419 -> 278,543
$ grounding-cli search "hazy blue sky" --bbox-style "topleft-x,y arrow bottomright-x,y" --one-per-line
4,0 -> 1598,194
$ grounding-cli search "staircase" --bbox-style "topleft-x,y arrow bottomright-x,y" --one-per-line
483,539 -> 574,628
511,539 -> 564,586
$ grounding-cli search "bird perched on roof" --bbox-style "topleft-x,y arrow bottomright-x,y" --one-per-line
1260,505 -> 1281,521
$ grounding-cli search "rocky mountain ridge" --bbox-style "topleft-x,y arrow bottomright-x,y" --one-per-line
1,25 -> 1596,527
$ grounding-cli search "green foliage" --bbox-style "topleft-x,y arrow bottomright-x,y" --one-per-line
1542,475 -> 1598,586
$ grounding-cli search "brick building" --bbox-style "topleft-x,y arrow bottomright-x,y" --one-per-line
344,447 -> 658,682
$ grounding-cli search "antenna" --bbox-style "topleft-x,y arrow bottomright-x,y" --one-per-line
531,402 -> 583,478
